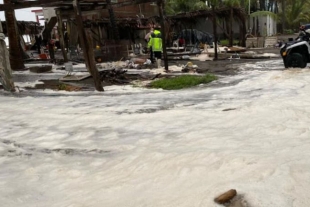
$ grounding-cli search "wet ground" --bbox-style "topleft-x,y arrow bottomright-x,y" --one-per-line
8,46 -> 283,92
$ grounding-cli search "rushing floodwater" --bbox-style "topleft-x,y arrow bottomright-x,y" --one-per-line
1,59 -> 310,207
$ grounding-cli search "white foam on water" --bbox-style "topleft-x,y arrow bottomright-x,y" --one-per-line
1,60 -> 310,207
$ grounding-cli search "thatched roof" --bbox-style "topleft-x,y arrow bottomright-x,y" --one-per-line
1,21 -> 41,35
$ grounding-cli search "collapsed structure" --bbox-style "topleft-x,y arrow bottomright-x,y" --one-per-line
0,0 -> 248,91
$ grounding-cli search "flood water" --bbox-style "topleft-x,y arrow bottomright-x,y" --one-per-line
1,58 -> 310,207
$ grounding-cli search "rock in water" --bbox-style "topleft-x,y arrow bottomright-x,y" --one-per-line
214,189 -> 237,204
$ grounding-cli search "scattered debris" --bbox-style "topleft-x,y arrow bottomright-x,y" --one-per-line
59,74 -> 91,82
181,62 -> 200,73
190,53 -> 212,61
99,69 -> 129,84
228,53 -> 241,60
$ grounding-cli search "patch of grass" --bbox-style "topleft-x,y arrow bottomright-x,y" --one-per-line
150,74 -> 217,90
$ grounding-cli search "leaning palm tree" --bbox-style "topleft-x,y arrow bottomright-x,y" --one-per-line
4,0 -> 25,70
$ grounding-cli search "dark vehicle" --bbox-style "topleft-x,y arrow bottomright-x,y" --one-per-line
280,27 -> 310,68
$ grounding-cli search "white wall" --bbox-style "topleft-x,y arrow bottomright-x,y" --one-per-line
249,15 -> 277,36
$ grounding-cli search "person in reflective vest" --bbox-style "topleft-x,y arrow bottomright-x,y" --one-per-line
145,28 -> 154,63
148,28 -> 162,68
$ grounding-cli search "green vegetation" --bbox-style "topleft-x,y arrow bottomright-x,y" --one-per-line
283,29 -> 294,34
165,0 -> 207,15
220,39 -> 239,46
58,83 -> 67,90
150,74 -> 217,90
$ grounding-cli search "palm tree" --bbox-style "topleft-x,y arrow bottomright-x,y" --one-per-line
285,0 -> 309,29
208,0 -> 220,60
4,0 -> 25,70
281,0 -> 286,33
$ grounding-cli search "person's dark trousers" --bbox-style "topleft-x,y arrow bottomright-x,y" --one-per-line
150,47 -> 154,63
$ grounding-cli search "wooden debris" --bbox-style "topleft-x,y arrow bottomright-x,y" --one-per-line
59,74 -> 91,82
151,73 -> 161,80
214,189 -> 237,204
99,69 -> 129,84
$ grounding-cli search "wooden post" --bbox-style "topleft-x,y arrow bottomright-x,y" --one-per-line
4,0 -> 25,70
241,17 -> 246,47
0,18 -> 15,92
212,5 -> 218,60
73,0 -> 104,91
229,7 -> 233,46
106,0 -> 120,40
68,21 -> 79,49
56,10 -> 68,62
157,0 -> 168,71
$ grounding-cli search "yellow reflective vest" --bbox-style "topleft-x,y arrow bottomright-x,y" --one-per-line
147,30 -> 162,52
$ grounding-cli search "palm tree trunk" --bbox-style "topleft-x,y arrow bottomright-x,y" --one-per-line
281,0 -> 285,33
157,0 -> 168,71
4,0 -> 25,70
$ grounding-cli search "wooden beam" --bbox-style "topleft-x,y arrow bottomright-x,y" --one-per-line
112,0 -> 154,8
73,0 -> 104,91
4,0 -> 25,70
0,17 -> 15,92
0,0 -> 69,11
157,0 -> 168,71
212,5 -> 218,60
56,10 -> 68,62
0,0 -> 155,11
